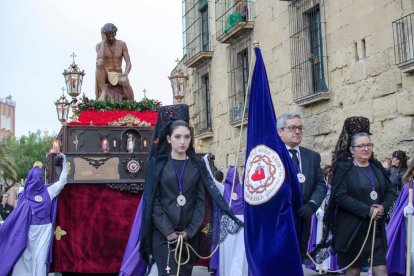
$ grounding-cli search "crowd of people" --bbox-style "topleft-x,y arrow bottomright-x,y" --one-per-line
0,107 -> 412,276
277,114 -> 412,276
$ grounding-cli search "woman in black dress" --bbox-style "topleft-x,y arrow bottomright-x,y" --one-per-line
150,119 -> 205,275
137,104 -> 243,276
331,117 -> 395,276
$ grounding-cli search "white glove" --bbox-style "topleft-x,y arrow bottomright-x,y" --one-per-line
58,153 -> 67,184
316,208 -> 324,220
404,205 -> 414,218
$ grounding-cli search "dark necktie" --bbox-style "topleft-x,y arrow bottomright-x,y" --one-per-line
289,149 -> 300,172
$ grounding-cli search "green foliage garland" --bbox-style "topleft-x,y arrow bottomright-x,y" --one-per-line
74,95 -> 161,115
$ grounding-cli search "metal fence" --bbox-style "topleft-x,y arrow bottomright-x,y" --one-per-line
289,0 -> 329,101
215,0 -> 253,40
183,0 -> 212,64
393,12 -> 414,66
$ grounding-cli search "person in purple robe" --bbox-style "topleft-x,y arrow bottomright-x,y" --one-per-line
387,157 -> 414,276
306,165 -> 341,273
0,153 -> 67,276
203,154 -> 248,276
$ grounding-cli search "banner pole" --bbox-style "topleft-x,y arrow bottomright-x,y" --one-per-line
406,181 -> 413,276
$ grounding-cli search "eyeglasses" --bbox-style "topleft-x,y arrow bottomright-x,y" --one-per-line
282,125 -> 304,132
352,143 -> 374,150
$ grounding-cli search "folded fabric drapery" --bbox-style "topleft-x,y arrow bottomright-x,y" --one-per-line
52,184 -> 141,273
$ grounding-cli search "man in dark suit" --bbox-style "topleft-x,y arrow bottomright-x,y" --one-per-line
277,112 -> 327,260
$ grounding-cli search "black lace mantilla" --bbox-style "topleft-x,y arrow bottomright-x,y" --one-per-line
332,116 -> 371,165
219,214 -> 241,242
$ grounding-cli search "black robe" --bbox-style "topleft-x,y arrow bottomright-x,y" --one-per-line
333,158 -> 395,265
151,158 -> 205,275
139,153 -> 243,268
0,203 -> 14,221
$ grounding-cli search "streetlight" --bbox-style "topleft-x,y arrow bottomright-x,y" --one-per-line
62,53 -> 85,110
168,67 -> 188,103
54,91 -> 70,125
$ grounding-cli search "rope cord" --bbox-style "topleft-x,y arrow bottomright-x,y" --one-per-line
306,208 -> 379,273
173,234 -> 221,276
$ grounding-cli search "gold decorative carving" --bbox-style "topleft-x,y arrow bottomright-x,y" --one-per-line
67,161 -> 71,174
54,226 -> 67,240
71,114 -> 80,123
108,114 -> 151,127
201,223 -> 212,236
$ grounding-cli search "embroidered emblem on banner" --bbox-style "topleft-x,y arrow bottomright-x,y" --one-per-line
244,145 -> 285,205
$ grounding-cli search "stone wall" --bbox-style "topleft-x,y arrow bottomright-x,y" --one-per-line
183,0 -> 414,170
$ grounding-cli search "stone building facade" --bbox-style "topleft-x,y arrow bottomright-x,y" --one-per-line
173,0 -> 414,170
0,96 -> 16,140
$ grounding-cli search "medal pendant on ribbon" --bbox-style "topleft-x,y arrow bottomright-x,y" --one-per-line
370,190 -> 378,200
177,194 -> 186,206
297,173 -> 306,183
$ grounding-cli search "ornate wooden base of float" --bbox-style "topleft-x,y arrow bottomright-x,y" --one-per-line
48,110 -> 156,273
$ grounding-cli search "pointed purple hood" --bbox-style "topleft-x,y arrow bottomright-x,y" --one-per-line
23,166 -> 51,219
223,165 -> 243,215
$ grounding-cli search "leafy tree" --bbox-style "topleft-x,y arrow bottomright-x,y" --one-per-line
2,130 -> 55,191
0,141 -> 18,191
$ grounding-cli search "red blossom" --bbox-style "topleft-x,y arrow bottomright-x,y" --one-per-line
69,110 -> 158,126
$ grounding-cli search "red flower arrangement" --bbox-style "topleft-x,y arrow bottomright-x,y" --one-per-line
69,110 -> 158,126
68,94 -> 160,126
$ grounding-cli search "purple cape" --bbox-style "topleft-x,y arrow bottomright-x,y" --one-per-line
210,165 -> 244,275
305,214 -> 339,271
223,165 -> 243,215
387,183 -> 410,275
0,166 -> 58,275
0,199 -> 57,276
0,200 -> 31,275
119,199 -> 147,276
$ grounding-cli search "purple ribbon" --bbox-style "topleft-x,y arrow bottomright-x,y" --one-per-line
354,160 -> 376,191
170,155 -> 187,194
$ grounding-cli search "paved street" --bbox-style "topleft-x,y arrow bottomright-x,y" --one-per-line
50,265 -> 372,275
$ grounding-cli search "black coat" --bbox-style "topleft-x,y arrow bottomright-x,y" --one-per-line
0,203 -> 13,220
299,146 -> 327,206
139,153 -> 243,262
151,158 -> 205,239
333,159 -> 396,252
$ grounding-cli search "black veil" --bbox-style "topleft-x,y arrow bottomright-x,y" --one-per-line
139,104 -> 243,263
307,116 -> 372,265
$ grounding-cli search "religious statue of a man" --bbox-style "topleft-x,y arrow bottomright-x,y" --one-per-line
95,23 -> 134,101
126,133 -> 136,153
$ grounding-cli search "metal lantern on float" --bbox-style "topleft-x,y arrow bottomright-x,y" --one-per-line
54,93 -> 70,125
168,68 -> 188,103
62,53 -> 85,103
